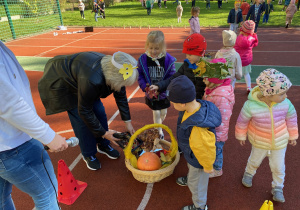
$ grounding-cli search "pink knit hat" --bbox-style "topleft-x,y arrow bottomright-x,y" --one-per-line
240,20 -> 255,35
290,0 -> 295,4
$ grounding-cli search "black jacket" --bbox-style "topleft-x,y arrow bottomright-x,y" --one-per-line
38,52 -> 131,137
156,61 -> 206,100
228,8 -> 243,24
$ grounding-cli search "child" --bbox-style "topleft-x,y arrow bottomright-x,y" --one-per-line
228,1 -> 243,33
149,33 -> 207,100
167,75 -> 222,210
146,0 -> 152,15
164,0 -> 168,8
235,68 -> 298,203
285,0 -> 297,28
92,1 -> 101,22
241,0 -> 250,21
246,0 -> 265,32
137,31 -> 176,139
176,1 -> 183,23
189,7 -> 201,34
158,0 -> 162,8
215,30 -> 242,89
78,0 -> 85,19
202,59 -> 235,178
206,0 -> 211,9
98,0 -> 105,19
234,20 -> 258,93
262,0 -> 273,23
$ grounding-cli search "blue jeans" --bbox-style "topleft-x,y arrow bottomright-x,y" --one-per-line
213,141 -> 225,170
94,12 -> 100,22
0,139 -> 59,210
206,3 -> 210,8
263,14 -> 269,23
67,99 -> 110,157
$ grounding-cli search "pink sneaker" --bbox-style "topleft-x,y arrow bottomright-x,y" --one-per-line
209,169 -> 223,178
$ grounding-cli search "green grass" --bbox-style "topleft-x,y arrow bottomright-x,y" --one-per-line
62,1 -> 300,27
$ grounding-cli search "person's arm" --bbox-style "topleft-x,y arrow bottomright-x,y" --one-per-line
235,52 -> 243,80
137,56 -> 149,92
190,18 -> 196,33
235,101 -> 252,144
0,61 -> 68,152
228,10 -> 232,23
286,99 -> 298,142
190,127 -> 216,173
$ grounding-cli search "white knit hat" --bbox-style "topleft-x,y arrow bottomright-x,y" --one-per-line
222,30 -> 237,47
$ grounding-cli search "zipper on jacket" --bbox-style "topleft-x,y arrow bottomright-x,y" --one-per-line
139,56 -> 151,85
269,103 -> 275,150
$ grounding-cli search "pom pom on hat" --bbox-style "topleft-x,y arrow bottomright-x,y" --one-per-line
222,30 -> 237,47
167,75 -> 196,103
240,20 -> 255,35
182,33 -> 207,56
256,68 -> 292,96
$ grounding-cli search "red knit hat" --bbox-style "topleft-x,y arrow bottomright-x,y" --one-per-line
182,33 -> 207,56
240,20 -> 255,35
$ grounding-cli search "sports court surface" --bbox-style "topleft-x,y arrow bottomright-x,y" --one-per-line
5,27 -> 300,210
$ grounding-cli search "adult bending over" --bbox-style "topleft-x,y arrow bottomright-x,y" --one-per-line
0,41 -> 68,210
38,51 -> 138,170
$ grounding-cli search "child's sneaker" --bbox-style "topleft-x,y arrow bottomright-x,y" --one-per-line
182,204 -> 208,210
176,176 -> 188,186
242,172 -> 253,187
272,187 -> 285,203
209,169 -> 223,178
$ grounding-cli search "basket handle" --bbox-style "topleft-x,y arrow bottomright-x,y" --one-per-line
124,124 -> 178,168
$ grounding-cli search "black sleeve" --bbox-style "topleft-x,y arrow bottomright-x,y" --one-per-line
156,63 -> 184,92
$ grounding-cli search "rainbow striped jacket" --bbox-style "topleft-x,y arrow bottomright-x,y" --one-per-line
235,86 -> 298,150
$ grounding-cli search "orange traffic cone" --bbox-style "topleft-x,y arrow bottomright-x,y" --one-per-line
57,159 -> 87,205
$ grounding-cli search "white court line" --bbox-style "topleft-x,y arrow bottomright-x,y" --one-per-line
137,183 -> 154,210
34,29 -> 111,57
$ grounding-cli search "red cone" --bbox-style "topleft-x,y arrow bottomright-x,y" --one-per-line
57,159 -> 87,205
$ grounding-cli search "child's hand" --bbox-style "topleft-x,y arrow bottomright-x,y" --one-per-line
149,85 -> 159,91
239,140 -> 246,146
204,168 -> 214,174
289,140 -> 297,146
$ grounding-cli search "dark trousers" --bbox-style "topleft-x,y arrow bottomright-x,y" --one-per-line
80,11 -> 85,18
164,1 -> 167,6
192,0 -> 195,7
67,99 -> 110,157
99,10 -> 105,19
254,21 -> 259,33
218,0 -> 222,8
147,8 -> 151,15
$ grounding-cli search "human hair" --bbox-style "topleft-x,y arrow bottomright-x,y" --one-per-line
101,52 -> 138,92
145,30 -> 166,55
191,7 -> 200,16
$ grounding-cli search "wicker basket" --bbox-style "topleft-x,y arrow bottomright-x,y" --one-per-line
124,124 -> 180,183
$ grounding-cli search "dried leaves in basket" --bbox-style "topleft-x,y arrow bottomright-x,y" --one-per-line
137,128 -> 160,152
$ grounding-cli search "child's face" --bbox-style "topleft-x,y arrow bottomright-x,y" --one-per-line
193,11 -> 200,17
235,3 -> 240,10
186,54 -> 201,64
147,42 -> 163,58
266,90 -> 288,104
256,0 -> 262,4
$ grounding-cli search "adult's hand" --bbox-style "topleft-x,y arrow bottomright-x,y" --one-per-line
46,133 -> 68,152
125,121 -> 135,135
149,85 -> 159,91
103,130 -> 119,146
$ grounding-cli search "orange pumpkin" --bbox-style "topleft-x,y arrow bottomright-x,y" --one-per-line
137,152 -> 162,171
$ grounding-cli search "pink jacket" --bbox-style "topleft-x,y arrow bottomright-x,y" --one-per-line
203,84 -> 235,142
235,86 -> 298,150
189,16 -> 200,34
234,33 -> 258,67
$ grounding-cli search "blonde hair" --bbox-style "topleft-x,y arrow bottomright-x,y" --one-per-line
191,7 -> 200,16
145,30 -> 166,55
101,52 -> 138,92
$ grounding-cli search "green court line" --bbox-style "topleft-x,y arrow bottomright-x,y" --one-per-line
17,56 -> 300,85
